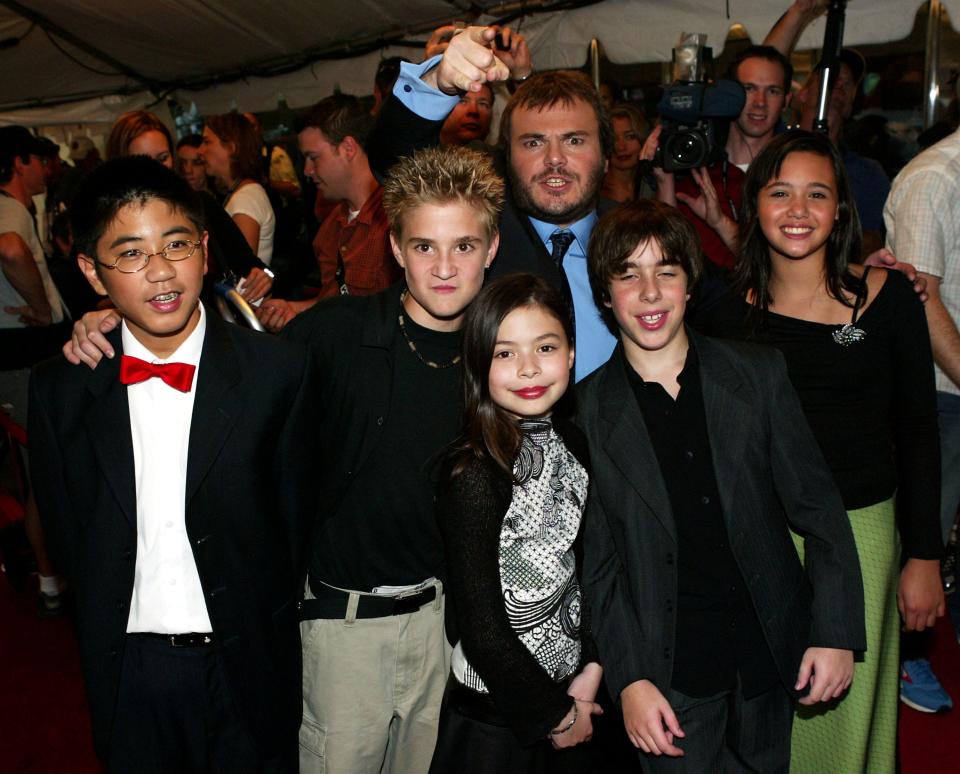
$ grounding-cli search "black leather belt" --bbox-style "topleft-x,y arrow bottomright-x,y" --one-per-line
298,581 -> 437,621
136,632 -> 215,647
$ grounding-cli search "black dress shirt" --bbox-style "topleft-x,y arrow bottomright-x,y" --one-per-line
624,344 -> 779,698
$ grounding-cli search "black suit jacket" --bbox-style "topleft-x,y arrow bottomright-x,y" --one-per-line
28,311 -> 318,758
577,333 -> 866,703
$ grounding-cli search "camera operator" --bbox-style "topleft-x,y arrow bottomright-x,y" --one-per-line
643,45 -> 794,270
644,0 -> 828,269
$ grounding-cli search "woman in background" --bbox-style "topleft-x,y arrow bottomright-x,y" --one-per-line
203,113 -> 276,267
600,103 -> 649,204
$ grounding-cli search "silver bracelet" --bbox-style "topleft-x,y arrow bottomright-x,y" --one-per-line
550,701 -> 578,736
513,72 -> 533,83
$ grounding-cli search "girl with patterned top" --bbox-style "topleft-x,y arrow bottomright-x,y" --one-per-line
429,273 -> 603,774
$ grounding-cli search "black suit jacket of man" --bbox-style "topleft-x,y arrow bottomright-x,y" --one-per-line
28,310 -> 319,758
577,332 -> 867,704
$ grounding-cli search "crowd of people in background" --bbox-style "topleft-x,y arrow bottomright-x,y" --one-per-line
2,0 -> 959,771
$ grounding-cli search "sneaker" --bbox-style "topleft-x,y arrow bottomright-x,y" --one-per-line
36,590 -> 65,619
900,658 -> 953,713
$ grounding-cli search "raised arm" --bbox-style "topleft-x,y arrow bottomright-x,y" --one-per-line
368,26 -> 510,177
763,0 -> 830,56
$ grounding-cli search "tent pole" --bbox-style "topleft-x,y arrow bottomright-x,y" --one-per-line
813,0 -> 847,135
923,0 -> 942,129
589,39 -> 600,89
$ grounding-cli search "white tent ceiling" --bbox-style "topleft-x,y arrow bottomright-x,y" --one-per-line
0,0 -> 954,125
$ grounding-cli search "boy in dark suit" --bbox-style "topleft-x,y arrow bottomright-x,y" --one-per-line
28,157 -> 315,773
578,200 -> 866,772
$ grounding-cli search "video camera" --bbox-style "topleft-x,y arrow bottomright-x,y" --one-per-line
655,34 -> 746,172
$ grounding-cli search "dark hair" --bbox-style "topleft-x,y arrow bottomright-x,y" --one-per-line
732,129 -> 862,323
448,273 -> 574,480
588,199 -> 703,326
499,71 -> 613,159
374,56 -> 408,98
70,156 -> 204,261
176,133 -> 203,151
204,113 -> 263,182
728,45 -> 793,91
296,94 -> 374,149
105,111 -> 174,161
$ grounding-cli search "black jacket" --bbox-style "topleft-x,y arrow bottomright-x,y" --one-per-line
29,311 -> 317,758
282,282 -> 408,525
578,333 -> 867,703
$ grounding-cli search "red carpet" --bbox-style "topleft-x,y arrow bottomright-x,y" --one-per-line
899,614 -> 960,773
0,577 -> 100,774
0,570 -> 957,773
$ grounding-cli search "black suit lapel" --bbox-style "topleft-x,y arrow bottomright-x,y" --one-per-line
84,334 -> 136,527
598,351 -> 676,542
696,335 -> 749,524
185,314 -> 242,507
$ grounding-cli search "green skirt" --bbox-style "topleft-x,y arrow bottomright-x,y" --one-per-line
790,498 -> 900,774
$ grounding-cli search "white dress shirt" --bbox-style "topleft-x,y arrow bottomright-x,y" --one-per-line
123,305 -> 212,633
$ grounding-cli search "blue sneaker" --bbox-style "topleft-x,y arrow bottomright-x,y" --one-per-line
900,658 -> 953,713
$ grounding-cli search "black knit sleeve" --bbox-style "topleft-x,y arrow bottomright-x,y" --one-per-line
438,458 -> 575,745
884,271 -> 943,558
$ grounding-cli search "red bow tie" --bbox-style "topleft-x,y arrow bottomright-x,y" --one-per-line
119,355 -> 196,392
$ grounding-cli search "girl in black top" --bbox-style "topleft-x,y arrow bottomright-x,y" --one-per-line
430,274 -> 602,774
729,130 -> 943,774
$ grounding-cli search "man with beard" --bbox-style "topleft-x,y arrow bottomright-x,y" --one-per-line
377,26 -> 617,380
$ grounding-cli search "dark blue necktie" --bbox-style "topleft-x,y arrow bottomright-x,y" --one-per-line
548,229 -> 576,331
549,229 -> 575,269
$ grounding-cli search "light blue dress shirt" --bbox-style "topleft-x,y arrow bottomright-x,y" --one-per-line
529,216 -> 616,382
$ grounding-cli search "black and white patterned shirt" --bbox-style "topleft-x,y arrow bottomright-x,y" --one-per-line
453,418 -> 589,693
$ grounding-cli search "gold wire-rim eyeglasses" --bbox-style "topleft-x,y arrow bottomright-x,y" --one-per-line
93,239 -> 203,274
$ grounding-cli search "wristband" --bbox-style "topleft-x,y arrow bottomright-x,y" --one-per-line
550,701 -> 578,736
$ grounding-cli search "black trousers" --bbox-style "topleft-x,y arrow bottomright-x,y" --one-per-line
429,680 -> 600,774
106,634 -> 296,774
638,680 -> 793,774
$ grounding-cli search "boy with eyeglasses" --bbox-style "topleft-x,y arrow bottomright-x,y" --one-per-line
28,155 -> 316,773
